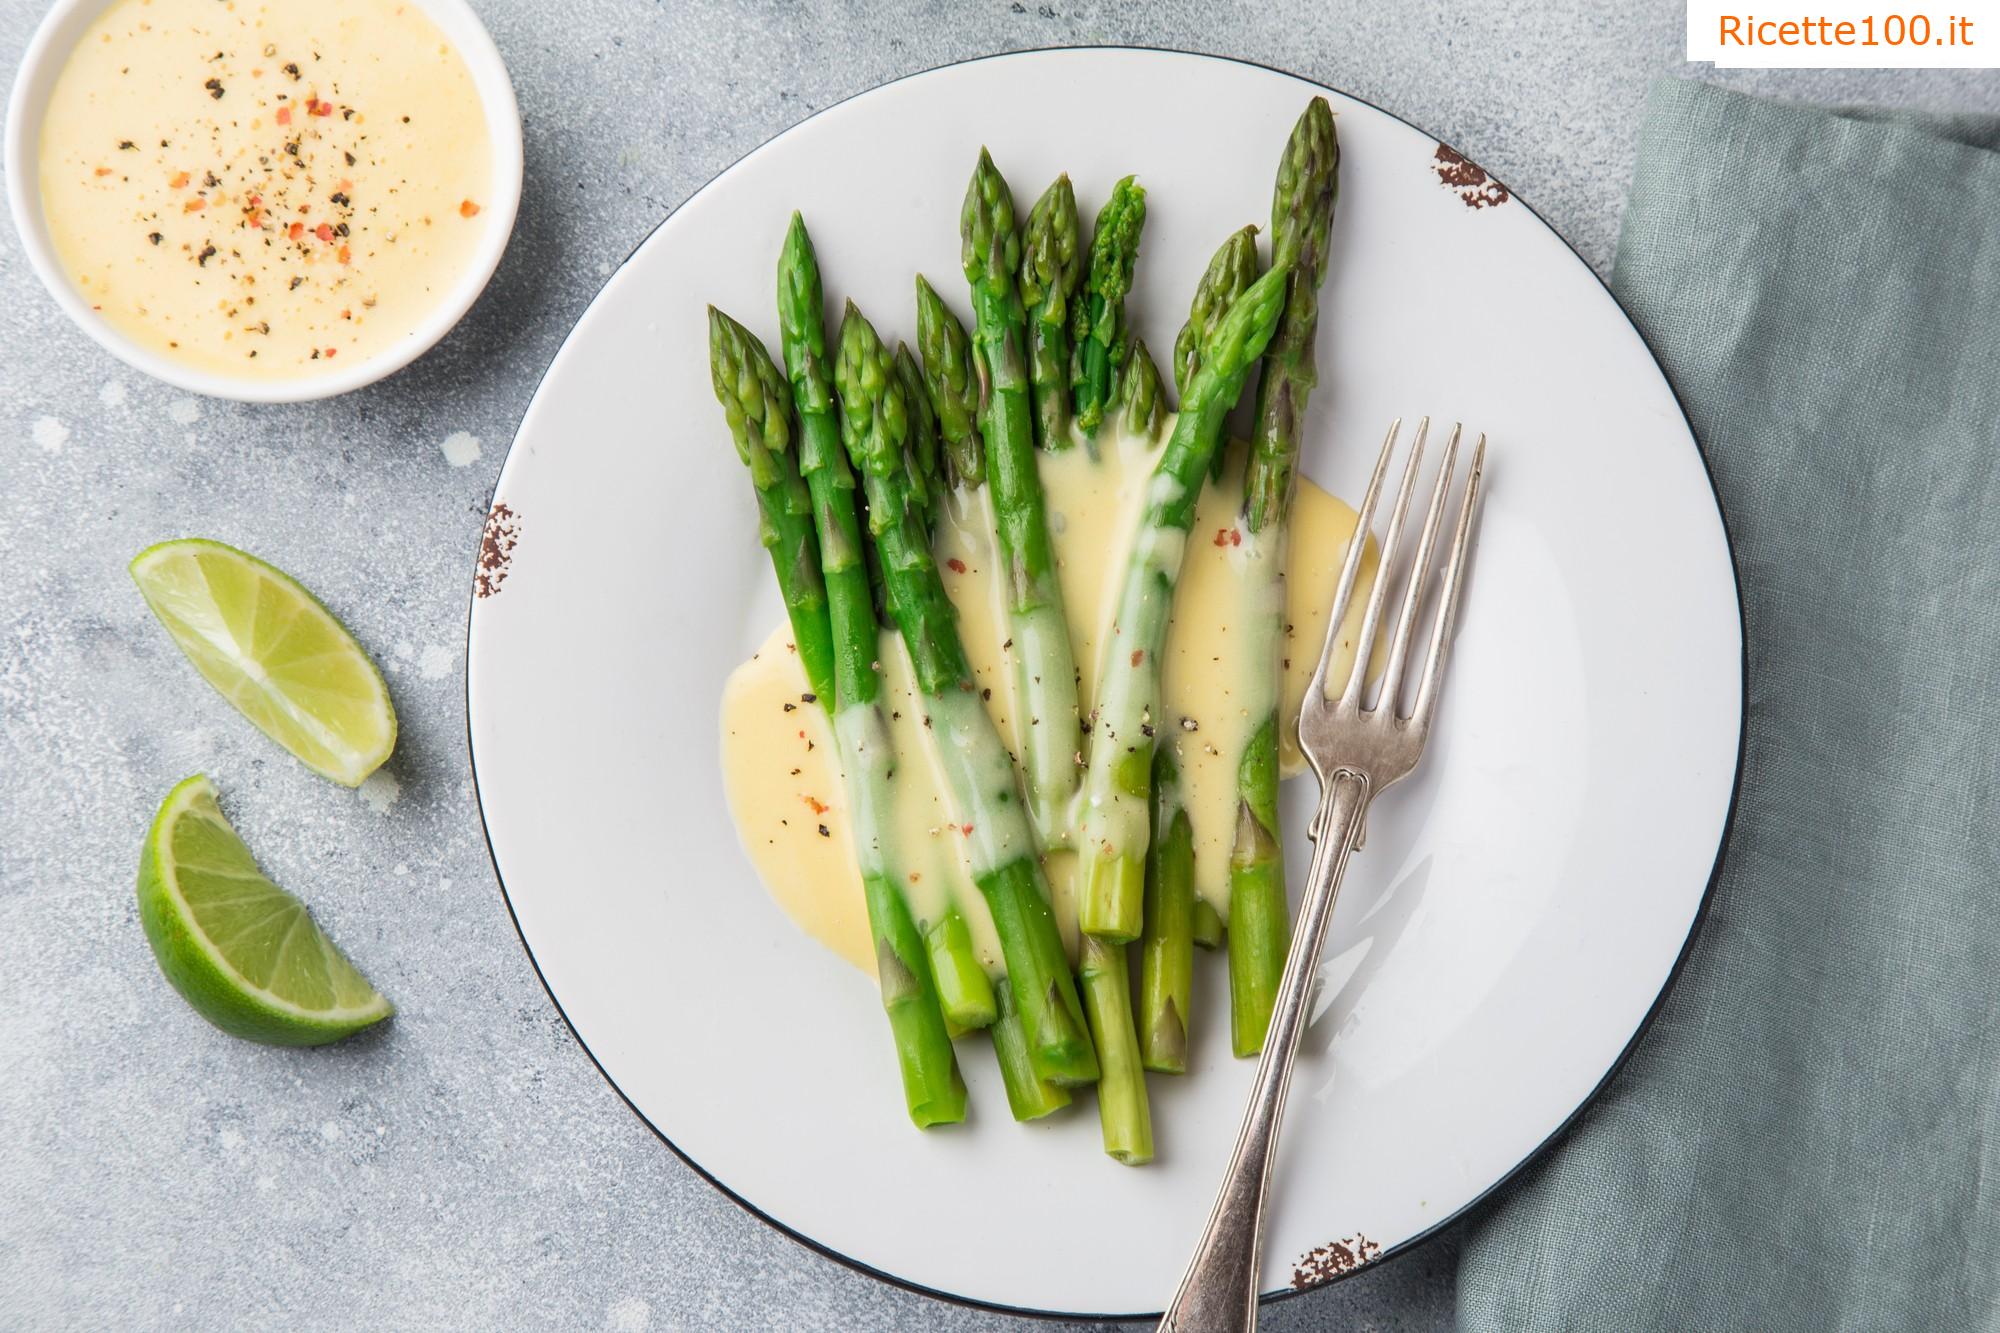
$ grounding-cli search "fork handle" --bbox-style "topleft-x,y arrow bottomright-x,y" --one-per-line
1157,769 -> 1372,1333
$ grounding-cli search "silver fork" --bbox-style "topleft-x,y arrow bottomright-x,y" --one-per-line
1158,418 -> 1487,1333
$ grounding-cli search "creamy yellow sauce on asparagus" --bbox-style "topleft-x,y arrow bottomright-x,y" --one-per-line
38,0 -> 492,379
720,418 -> 1379,975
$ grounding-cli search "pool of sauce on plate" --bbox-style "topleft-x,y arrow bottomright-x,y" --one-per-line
720,419 -> 1380,976
39,0 -> 491,379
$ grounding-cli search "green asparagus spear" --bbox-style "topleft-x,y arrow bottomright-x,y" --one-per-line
707,306 -> 836,709
925,910 -> 998,1030
912,278 -> 1084,1113
894,340 -> 941,531
713,298 -> 965,1127
1173,222 -> 1261,483
1193,899 -> 1225,951
1117,338 -> 1167,443
992,977 -> 1072,1120
1244,100 -> 1339,532
1017,175 -> 1085,450
1227,719 -> 1288,1059
1228,98 -> 1340,1057
1139,744 -> 1195,1072
1120,356 -> 1176,1088
1172,226 -> 1261,398
1079,936 -> 1152,1163
960,151 -> 1084,848
835,299 -> 1099,1088
1076,238 -> 1290,942
913,275 -> 985,491
1070,176 -> 1147,438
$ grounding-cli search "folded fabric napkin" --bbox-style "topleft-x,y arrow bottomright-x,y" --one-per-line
1457,79 -> 2000,1331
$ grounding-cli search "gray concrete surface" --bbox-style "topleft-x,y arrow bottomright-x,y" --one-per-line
2,2 -> 1993,1328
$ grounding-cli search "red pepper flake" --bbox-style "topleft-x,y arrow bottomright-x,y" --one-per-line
93,166 -> 112,177
275,105 -> 291,125
287,221 -> 304,241
309,97 -> 332,117
247,193 -> 261,207
803,796 -> 829,816
1131,649 -> 1145,667
323,348 -> 338,358
243,209 -> 262,229
169,171 -> 190,189
314,222 -> 335,244
337,245 -> 351,265
1214,528 -> 1231,546
458,199 -> 481,218
1232,529 -> 1243,546
960,824 -> 974,836
945,557 -> 967,574
183,198 -> 205,213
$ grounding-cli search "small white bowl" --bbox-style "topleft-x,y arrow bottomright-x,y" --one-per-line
4,0 -> 524,403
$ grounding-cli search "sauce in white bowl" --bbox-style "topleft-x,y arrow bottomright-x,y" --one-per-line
7,0 -> 521,401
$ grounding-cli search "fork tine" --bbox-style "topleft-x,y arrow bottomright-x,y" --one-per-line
1410,434 -> 1487,729
1340,417 -> 1429,707
1306,418 -> 1401,711
1378,424 -> 1461,719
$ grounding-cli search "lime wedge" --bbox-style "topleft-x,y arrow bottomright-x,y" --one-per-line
138,775 -> 392,1046
130,539 -> 395,787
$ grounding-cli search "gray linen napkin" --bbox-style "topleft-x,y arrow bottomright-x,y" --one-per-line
1457,78 -> 2000,1331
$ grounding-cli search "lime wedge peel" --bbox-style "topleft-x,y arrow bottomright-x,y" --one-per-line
129,538 -> 396,787
138,774 -> 392,1046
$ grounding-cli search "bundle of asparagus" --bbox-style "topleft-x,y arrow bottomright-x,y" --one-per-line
707,302 -> 965,1128
704,98 -> 1340,1160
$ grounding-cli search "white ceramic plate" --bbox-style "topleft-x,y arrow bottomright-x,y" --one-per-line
467,49 -> 1742,1319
